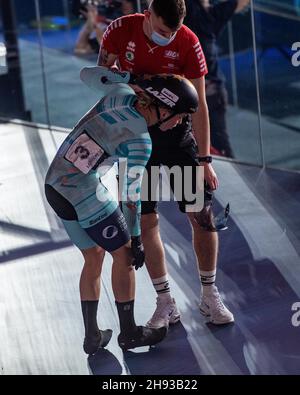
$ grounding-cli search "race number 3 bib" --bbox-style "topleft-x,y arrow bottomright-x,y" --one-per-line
65,133 -> 105,174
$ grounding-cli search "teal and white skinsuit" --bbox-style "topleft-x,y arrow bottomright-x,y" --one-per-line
45,67 -> 152,252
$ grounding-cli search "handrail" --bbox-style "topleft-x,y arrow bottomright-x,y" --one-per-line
251,0 -> 265,168
254,4 -> 300,22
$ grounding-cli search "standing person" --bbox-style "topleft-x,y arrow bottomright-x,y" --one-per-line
97,0 -> 234,326
73,3 -> 107,56
73,1 -> 123,56
184,0 -> 250,157
121,0 -> 136,15
121,0 -> 147,15
44,66 -> 198,354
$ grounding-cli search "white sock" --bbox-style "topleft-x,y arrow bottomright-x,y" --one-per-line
152,275 -> 172,301
200,269 -> 216,296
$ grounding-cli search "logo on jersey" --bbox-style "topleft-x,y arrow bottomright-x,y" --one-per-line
164,50 -> 178,59
127,41 -> 136,52
59,168 -> 79,188
126,51 -> 135,62
89,213 -> 107,226
102,225 -> 119,239
193,42 -> 207,74
146,87 -> 179,108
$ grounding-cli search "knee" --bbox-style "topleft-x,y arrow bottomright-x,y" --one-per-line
188,212 -> 211,234
112,243 -> 133,267
112,245 -> 135,275
188,215 -> 201,231
81,246 -> 105,274
188,216 -> 219,242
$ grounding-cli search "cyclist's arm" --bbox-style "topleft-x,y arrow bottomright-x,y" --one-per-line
117,135 -> 152,237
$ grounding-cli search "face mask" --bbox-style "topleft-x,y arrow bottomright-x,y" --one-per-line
151,30 -> 177,46
149,17 -> 177,46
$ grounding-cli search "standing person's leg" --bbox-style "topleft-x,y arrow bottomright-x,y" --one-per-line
109,243 -> 161,349
163,141 -> 234,325
174,145 -> 234,325
141,156 -> 180,329
186,213 -> 234,324
80,246 -> 105,301
61,219 -> 113,355
142,213 -> 181,327
80,246 -> 113,354
83,208 -> 168,351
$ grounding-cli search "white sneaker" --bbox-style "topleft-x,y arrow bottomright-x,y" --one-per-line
146,297 -> 180,328
199,286 -> 234,325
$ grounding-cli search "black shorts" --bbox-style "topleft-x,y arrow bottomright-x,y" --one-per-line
141,123 -> 201,215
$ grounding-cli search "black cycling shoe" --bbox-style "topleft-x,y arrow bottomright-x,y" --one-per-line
83,329 -> 113,355
118,326 -> 167,351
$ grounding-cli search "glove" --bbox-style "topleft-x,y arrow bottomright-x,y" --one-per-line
131,236 -> 145,270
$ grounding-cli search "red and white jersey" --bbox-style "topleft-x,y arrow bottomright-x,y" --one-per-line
101,14 -> 207,79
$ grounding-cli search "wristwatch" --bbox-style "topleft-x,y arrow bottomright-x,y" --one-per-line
198,156 -> 213,163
